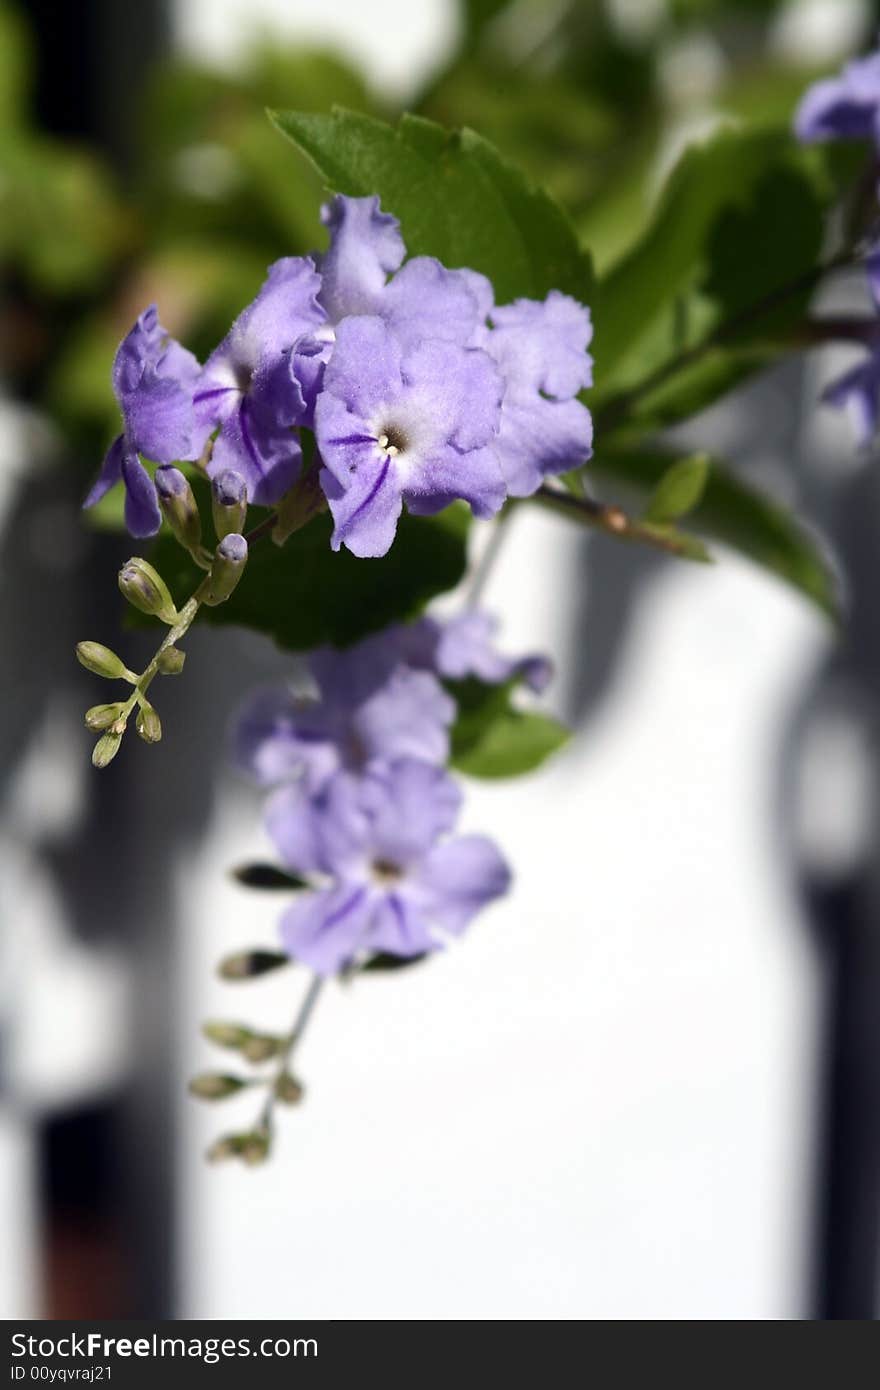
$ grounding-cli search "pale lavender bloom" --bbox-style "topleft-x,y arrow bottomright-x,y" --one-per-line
233,641 -> 455,790
432,611 -> 553,692
795,48 -> 880,147
316,195 -> 406,322
194,257 -> 325,504
315,315 -> 506,557
384,612 -> 552,693
272,759 -> 511,974
84,306 -> 200,537
822,245 -> 880,447
316,195 -> 492,348
481,291 -> 593,496
296,196 -> 493,424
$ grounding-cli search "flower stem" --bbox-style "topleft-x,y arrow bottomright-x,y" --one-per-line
256,974 -> 325,1138
115,576 -> 212,729
534,482 -> 702,558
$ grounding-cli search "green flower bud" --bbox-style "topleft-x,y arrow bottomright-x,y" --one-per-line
240,1128 -> 271,1166
274,1073 -> 304,1106
156,646 -> 186,675
92,731 -> 122,769
202,1021 -> 251,1050
155,465 -> 203,553
84,702 -> 126,733
118,557 -> 178,624
188,1073 -> 249,1101
135,701 -> 162,744
241,1034 -> 281,1064
212,470 -> 248,541
76,641 -> 130,680
203,533 -> 248,606
218,950 -> 290,981
206,1134 -> 245,1163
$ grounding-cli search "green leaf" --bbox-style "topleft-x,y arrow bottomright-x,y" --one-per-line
593,125 -> 832,418
360,952 -> 430,973
587,448 -> 839,621
268,107 -> 594,305
230,864 -> 307,891
449,678 -> 570,779
152,504 -> 469,651
217,950 -> 291,981
645,453 -> 710,524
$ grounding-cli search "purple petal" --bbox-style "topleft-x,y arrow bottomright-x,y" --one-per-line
794,52 -> 880,145
381,258 -> 491,348
823,353 -> 880,448
120,450 -> 161,537
83,433 -> 124,509
124,372 -> 197,464
280,883 -> 371,974
208,392 -> 301,506
321,457 -> 404,558
317,195 -> 406,323
367,891 -> 438,958
269,771 -> 372,877
232,685 -> 341,789
406,834 -> 512,936
354,668 -> 455,766
434,611 -> 553,692
358,759 -> 462,865
320,315 -> 405,420
404,443 -> 506,520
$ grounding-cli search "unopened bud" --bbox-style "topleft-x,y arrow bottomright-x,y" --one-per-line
76,641 -> 130,680
202,1021 -> 251,1050
206,1134 -> 244,1163
155,465 -> 203,553
212,469 -> 248,541
135,701 -> 162,743
118,557 -> 178,624
203,533 -> 248,606
188,1073 -> 248,1101
274,1073 -> 304,1105
241,1034 -> 281,1064
240,1128 -> 271,1166
156,646 -> 186,675
92,731 -> 122,768
85,702 -> 125,732
218,949 -> 290,981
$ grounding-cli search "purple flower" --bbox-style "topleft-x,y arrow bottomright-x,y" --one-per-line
84,306 -> 201,537
315,315 -> 506,557
317,195 -> 406,322
795,48 -> 880,147
428,611 -> 553,692
294,196 -> 494,425
194,257 -> 325,505
271,759 -> 511,974
233,641 -> 455,790
383,612 -> 552,692
822,246 -> 880,447
481,291 -> 593,496
316,195 -> 492,348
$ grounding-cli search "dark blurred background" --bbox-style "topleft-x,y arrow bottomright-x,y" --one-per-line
2,0 -> 880,1320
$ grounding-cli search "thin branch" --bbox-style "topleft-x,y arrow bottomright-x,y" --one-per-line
257,974 -> 325,1137
533,483 -> 703,559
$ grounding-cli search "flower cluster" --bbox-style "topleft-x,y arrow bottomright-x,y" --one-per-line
85,195 -> 593,554
233,611 -> 552,974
